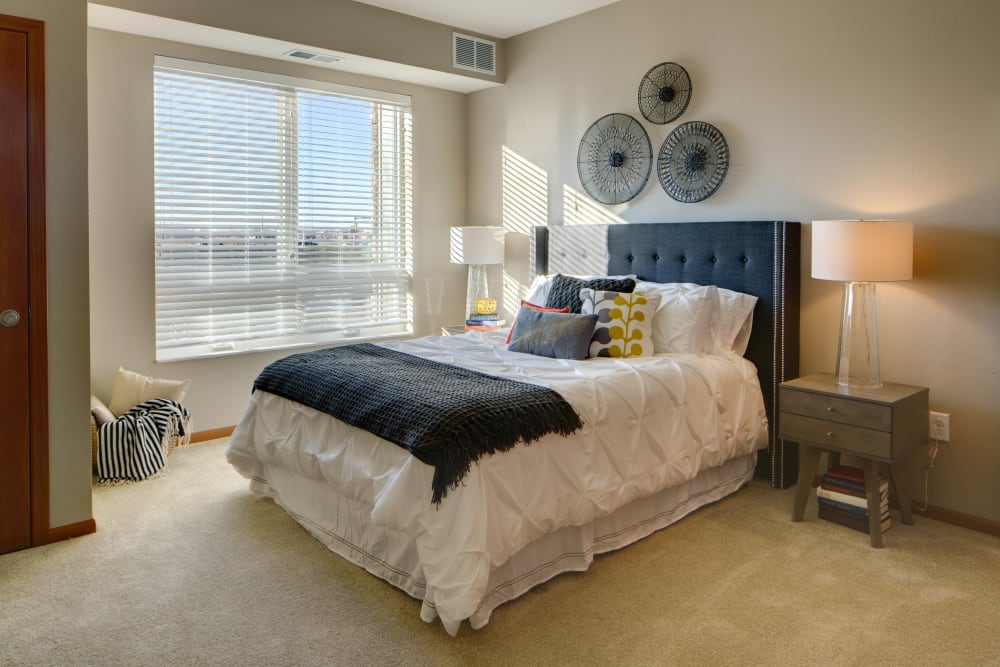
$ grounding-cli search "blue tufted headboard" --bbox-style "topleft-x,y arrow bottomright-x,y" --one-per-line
534,221 -> 801,489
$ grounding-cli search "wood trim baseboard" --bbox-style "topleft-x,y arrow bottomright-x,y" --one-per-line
905,502 -> 1000,538
811,473 -> 999,538
189,425 -> 235,443
45,518 -> 96,545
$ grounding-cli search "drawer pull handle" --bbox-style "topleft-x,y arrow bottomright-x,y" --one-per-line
826,406 -> 834,412
826,432 -> 834,438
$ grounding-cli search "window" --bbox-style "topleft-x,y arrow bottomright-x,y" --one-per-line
153,57 -> 412,361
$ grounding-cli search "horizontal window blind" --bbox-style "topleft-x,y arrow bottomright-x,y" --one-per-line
154,58 -> 412,361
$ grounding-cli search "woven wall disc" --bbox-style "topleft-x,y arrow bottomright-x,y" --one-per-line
638,62 -> 692,124
577,113 -> 652,205
657,121 -> 729,203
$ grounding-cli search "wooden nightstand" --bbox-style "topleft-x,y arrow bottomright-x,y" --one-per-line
780,373 -> 929,547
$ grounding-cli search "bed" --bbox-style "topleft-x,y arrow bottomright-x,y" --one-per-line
225,220 -> 801,635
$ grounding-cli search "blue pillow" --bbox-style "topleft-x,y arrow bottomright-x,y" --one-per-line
544,274 -> 636,314
507,309 -> 599,360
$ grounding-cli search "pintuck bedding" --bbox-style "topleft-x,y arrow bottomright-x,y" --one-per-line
225,328 -> 768,635
225,220 -> 802,636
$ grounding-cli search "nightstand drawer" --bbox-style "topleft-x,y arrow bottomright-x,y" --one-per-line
779,413 -> 892,459
780,387 -> 891,431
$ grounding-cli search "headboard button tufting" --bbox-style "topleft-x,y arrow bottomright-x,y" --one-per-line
627,254 -> 634,261
711,256 -> 718,263
681,256 -> 687,262
653,254 -> 659,261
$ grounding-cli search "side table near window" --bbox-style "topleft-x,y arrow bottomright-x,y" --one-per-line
780,373 -> 929,547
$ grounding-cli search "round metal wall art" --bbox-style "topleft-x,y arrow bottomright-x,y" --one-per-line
638,62 -> 691,124
576,113 -> 653,205
657,121 -> 729,203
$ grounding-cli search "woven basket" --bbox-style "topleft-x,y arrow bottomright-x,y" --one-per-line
91,412 -> 192,474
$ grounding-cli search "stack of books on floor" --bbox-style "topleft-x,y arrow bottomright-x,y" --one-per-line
465,314 -> 506,332
817,465 -> 891,535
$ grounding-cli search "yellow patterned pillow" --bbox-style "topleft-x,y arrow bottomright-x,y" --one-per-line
579,289 -> 661,358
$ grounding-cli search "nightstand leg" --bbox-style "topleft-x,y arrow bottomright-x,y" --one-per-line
791,444 -> 822,521
862,460 -> 884,548
888,462 -> 914,525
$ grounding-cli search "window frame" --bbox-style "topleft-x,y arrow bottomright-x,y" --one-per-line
152,57 -> 413,362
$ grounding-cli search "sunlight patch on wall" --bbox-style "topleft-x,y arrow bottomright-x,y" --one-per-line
562,184 -> 625,226
547,224 -> 610,276
501,146 -> 548,312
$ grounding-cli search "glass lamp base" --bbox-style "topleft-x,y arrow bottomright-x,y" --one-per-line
466,264 -> 490,318
835,281 -> 882,389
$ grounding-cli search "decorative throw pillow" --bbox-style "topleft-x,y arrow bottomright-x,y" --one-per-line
580,289 -> 661,358
506,300 -> 570,343
507,309 -> 599,360
544,274 -> 636,314
109,366 -> 191,417
525,273 -> 636,307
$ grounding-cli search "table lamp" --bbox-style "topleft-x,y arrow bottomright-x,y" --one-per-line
450,226 -> 505,319
812,219 -> 913,389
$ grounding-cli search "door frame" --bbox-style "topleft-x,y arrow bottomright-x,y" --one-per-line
2,13 -> 50,547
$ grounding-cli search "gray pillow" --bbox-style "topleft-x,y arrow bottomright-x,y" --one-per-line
507,309 -> 599,360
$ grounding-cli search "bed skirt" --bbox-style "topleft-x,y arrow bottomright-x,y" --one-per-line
249,451 -> 757,633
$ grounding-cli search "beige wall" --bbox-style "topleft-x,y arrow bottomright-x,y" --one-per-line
0,0 -> 92,529
88,26 -> 469,431
467,0 -> 1000,522
92,0 -> 503,83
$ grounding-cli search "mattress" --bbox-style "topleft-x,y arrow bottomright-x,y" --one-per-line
226,330 -> 769,634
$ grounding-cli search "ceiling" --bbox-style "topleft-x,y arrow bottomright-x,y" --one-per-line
351,0 -> 620,39
88,1 -> 621,93
89,4 -> 500,93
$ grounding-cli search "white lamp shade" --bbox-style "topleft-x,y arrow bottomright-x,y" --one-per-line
450,226 -> 505,265
812,219 -> 913,282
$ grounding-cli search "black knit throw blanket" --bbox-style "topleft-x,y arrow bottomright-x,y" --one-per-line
253,344 -> 583,504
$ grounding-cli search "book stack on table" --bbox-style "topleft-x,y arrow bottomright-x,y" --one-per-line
465,314 -> 506,332
817,465 -> 891,535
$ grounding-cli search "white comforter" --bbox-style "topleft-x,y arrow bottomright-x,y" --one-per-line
226,330 -> 768,634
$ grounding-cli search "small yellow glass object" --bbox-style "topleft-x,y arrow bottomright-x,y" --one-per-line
474,297 -> 497,315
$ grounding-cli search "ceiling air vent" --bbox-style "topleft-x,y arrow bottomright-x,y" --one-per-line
282,49 -> 343,65
453,33 -> 496,76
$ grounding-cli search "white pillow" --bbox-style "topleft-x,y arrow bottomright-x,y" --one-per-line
90,395 -> 116,427
633,282 -> 720,354
635,282 -> 759,356
715,288 -> 758,356
109,366 -> 191,417
524,273 -> 636,308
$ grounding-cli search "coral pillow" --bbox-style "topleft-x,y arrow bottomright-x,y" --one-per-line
506,300 -> 570,343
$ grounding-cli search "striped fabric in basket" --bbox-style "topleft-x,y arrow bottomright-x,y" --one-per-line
96,398 -> 191,483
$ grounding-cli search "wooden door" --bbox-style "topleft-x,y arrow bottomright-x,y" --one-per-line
0,13 -> 46,554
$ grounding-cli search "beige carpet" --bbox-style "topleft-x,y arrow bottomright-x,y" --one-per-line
1,439 -> 998,666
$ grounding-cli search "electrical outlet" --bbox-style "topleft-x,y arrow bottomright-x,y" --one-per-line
929,411 -> 950,442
